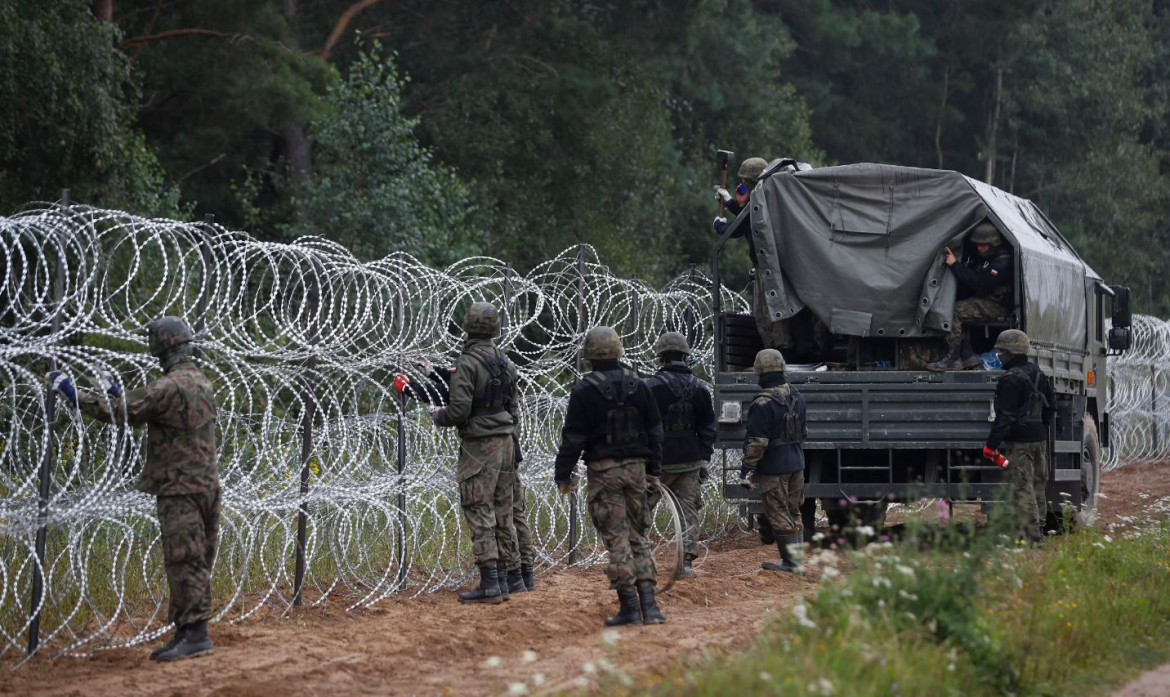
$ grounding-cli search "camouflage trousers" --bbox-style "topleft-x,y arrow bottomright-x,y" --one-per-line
157,488 -> 220,627
758,471 -> 805,537
653,466 -> 703,558
586,458 -> 656,590
1001,441 -> 1049,539
947,297 -> 1010,348
511,477 -> 534,568
458,435 -> 518,567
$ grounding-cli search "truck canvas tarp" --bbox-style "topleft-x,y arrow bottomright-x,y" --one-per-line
748,162 -> 1100,352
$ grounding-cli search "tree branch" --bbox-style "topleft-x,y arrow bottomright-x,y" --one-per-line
118,28 -> 236,51
318,0 -> 392,61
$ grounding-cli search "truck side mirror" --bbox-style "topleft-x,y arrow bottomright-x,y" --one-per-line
1108,326 -> 1131,351
1108,285 -> 1132,328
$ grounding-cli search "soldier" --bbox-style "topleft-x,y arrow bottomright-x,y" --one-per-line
645,332 -> 716,578
48,316 -> 219,661
739,349 -> 808,574
984,329 -> 1055,543
929,221 -> 1014,371
396,360 -> 535,591
554,326 -> 666,626
712,157 -> 767,243
431,302 -> 522,603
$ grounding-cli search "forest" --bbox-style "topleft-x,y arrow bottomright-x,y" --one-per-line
2,0 -> 1168,311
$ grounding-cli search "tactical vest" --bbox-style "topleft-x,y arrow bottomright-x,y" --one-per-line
1007,365 -> 1048,427
755,386 -> 804,445
463,344 -> 513,417
652,371 -> 699,435
583,367 -> 646,447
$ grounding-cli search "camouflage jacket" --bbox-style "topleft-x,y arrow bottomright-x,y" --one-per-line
432,337 -> 520,439
78,359 -> 219,496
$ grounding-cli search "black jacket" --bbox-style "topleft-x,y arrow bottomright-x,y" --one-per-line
713,206 -> 757,266
986,355 -> 1056,449
646,363 -> 717,466
554,360 -> 664,482
742,373 -> 807,476
950,244 -> 1013,303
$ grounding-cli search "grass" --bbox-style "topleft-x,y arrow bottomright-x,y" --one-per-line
590,501 -> 1170,697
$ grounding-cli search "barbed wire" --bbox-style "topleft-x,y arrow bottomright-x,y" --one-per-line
0,202 -> 1163,658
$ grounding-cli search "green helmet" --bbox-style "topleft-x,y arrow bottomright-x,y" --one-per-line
970,222 -> 1002,246
463,301 -> 501,336
653,331 -> 690,357
147,316 -> 194,357
753,348 -> 787,375
583,326 -> 624,361
737,157 -> 768,184
994,329 -> 1031,355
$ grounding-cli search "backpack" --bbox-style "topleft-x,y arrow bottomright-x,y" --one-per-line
464,344 -> 514,415
584,367 -> 644,445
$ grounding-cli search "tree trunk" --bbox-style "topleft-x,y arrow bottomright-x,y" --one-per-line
94,0 -> 113,22
282,0 -> 311,187
984,66 -> 1003,185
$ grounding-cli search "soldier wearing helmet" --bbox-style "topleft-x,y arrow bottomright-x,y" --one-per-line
984,329 -> 1055,543
712,156 -> 767,247
739,348 -> 808,574
49,316 -> 219,661
644,332 -> 716,578
431,301 -> 523,604
554,326 -> 667,626
929,221 -> 1015,371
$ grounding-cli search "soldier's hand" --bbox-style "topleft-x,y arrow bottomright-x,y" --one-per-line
944,247 -> 957,266
739,471 -> 755,491
47,371 -> 77,407
713,186 -> 732,203
556,480 -> 574,496
712,217 -> 727,235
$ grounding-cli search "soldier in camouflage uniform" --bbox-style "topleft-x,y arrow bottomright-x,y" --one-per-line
930,222 -> 1015,371
645,332 -> 716,578
739,349 -> 808,574
984,330 -> 1055,542
49,316 -> 219,661
431,302 -> 521,604
554,327 -> 666,626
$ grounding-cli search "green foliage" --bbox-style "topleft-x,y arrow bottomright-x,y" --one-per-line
286,44 -> 480,265
0,0 -> 178,215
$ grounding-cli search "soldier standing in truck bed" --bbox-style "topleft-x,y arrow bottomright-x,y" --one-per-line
645,331 -> 717,578
554,326 -> 667,626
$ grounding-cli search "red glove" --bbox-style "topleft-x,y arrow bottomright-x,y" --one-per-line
983,446 -> 1010,469
392,373 -> 410,392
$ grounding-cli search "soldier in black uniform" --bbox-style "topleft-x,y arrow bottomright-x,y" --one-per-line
645,332 -> 716,578
930,221 -> 1015,371
984,329 -> 1055,542
554,326 -> 666,626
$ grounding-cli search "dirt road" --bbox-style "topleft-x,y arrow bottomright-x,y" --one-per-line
3,462 -> 1167,697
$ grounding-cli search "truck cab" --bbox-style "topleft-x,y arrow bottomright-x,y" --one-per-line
710,162 -> 1132,533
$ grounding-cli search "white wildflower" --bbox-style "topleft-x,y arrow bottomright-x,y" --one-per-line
856,525 -> 875,538
531,673 -> 546,686
484,656 -> 502,668
792,602 -> 817,629
898,589 -> 919,601
507,683 -> 529,696
522,650 -> 537,663
759,671 -> 773,682
582,661 -> 597,674
895,564 -> 915,577
818,677 -> 836,695
821,566 -> 840,579
600,629 -> 621,646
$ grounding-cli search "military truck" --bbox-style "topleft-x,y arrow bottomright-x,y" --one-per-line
710,162 -> 1133,534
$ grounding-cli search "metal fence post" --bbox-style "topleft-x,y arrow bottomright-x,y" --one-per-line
1151,364 -> 1160,455
28,189 -> 69,654
569,246 -> 585,565
394,282 -> 408,590
193,214 -> 215,357
292,261 -> 320,606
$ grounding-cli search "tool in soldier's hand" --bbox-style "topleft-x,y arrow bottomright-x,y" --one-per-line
716,149 -> 734,217
982,446 -> 1010,469
392,373 -> 410,392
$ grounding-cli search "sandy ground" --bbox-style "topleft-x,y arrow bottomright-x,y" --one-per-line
3,461 -> 1168,697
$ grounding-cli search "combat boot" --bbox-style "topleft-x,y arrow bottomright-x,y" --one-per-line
520,562 -> 535,591
637,583 -> 667,624
604,588 -> 643,627
506,567 -> 526,594
958,335 -> 982,370
149,625 -> 185,659
927,343 -> 963,372
762,534 -> 804,575
458,564 -> 504,604
496,562 -> 510,601
154,620 -> 213,662
680,554 -> 695,579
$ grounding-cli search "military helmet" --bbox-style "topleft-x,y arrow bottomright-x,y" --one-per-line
583,326 -> 624,361
994,329 -> 1031,356
463,301 -> 501,336
737,157 -> 768,183
653,331 -> 690,357
970,222 -> 1002,246
753,348 -> 787,375
147,316 -> 194,357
